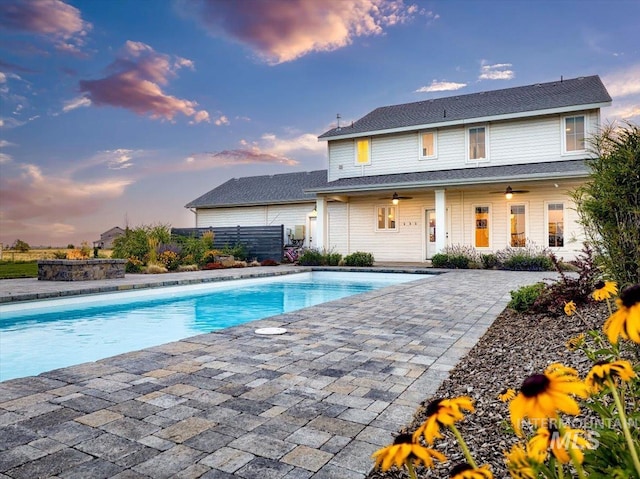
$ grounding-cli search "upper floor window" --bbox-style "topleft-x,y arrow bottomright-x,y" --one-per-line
467,126 -> 488,161
376,206 -> 397,231
563,115 -> 586,153
355,138 -> 371,165
420,131 -> 437,159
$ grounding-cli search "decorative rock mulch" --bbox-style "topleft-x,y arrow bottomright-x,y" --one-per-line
367,302 -> 612,479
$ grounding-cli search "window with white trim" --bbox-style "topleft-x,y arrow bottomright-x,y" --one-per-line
509,204 -> 526,247
547,203 -> 564,247
376,206 -> 397,231
420,131 -> 437,159
355,138 -> 371,165
563,115 -> 586,153
467,126 -> 488,161
474,205 -> 490,247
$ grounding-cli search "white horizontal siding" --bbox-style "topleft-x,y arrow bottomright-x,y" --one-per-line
326,110 -> 601,177
196,203 -> 315,245
321,180 -> 585,262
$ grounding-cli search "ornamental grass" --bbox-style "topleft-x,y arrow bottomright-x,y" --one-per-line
371,281 -> 640,478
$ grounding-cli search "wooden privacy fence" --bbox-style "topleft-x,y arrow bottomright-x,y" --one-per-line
171,225 -> 284,262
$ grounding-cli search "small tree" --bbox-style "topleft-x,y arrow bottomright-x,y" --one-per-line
12,239 -> 30,252
573,122 -> 640,285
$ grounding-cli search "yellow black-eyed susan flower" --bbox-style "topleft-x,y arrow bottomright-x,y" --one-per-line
565,333 -> 585,351
604,284 -> 640,344
498,388 -> 517,402
372,433 -> 447,471
585,359 -> 636,393
450,462 -> 493,479
413,396 -> 474,444
509,363 -> 588,435
593,280 -> 618,301
528,425 -> 591,464
564,300 -> 577,316
504,444 -> 536,479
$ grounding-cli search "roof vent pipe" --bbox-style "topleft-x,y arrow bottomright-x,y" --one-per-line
443,109 -> 446,118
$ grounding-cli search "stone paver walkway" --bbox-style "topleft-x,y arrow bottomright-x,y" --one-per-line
0,268 -> 551,478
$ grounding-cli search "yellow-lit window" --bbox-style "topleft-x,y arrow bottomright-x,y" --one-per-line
510,204 -> 526,247
377,206 -> 396,230
355,138 -> 370,165
548,203 -> 564,247
421,132 -> 436,158
475,206 -> 489,247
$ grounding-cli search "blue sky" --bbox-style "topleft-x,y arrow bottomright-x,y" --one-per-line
1,0 -> 638,247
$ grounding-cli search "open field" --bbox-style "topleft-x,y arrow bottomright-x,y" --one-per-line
0,248 -> 113,262
0,262 -> 38,279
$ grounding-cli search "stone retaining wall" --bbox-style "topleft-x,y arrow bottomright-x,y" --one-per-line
38,259 -> 127,281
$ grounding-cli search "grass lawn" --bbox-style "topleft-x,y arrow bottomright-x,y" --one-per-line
0,262 -> 38,279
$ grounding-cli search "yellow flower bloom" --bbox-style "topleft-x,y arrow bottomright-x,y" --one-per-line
529,426 -> 591,464
604,284 -> 640,344
509,363 -> 589,435
413,396 -> 474,444
498,388 -> 517,402
505,444 -> 536,479
592,280 -> 618,301
564,300 -> 577,316
450,463 -> 494,479
585,359 -> 636,393
565,333 -> 585,351
372,433 -> 446,471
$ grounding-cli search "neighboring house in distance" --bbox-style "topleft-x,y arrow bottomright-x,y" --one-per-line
93,226 -> 125,249
186,75 -> 611,262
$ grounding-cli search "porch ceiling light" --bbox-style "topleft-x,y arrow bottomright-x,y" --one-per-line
392,192 -> 400,205
505,186 -> 514,200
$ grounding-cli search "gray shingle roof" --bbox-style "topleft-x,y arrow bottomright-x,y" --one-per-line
185,170 -> 329,208
307,160 -> 589,193
319,75 -> 611,139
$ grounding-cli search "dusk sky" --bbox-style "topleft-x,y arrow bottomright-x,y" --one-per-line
1,0 -> 638,247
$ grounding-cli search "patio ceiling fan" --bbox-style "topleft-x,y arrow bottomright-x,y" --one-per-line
380,192 -> 413,204
490,185 -> 530,199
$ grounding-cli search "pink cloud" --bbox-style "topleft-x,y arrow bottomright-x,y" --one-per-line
79,41 -> 210,123
0,0 -> 91,54
182,149 -> 298,171
188,0 -> 418,64
0,163 -> 132,222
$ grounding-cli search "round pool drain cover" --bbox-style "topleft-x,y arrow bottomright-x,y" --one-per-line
255,327 -> 287,335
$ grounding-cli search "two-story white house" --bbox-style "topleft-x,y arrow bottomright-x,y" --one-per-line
186,75 -> 611,262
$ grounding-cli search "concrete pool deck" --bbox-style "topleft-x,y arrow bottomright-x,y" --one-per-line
0,267 -> 552,478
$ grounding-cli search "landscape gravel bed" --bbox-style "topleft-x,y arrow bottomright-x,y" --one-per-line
367,302 -> 611,479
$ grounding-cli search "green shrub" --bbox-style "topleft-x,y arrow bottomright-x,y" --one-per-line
573,122 -> 640,285
343,251 -> 374,267
431,253 -> 470,269
220,242 -> 248,261
125,257 -> 143,273
508,282 -> 546,312
480,253 -> 499,269
297,249 -> 324,266
323,251 -> 342,266
52,250 -> 67,259
496,241 -> 553,271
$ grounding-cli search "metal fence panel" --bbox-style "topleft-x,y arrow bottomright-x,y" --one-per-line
171,225 -> 284,262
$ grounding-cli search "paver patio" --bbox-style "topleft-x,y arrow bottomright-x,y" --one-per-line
0,267 -> 552,478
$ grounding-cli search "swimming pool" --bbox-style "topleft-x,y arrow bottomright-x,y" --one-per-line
0,271 -> 425,381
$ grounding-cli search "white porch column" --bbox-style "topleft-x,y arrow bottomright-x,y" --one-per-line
315,197 -> 328,251
435,189 -> 446,253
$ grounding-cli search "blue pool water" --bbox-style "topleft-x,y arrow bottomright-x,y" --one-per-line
0,272 -> 424,381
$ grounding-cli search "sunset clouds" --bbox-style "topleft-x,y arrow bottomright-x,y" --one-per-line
0,0 -> 91,55
79,41 -> 210,123
188,0 -> 422,64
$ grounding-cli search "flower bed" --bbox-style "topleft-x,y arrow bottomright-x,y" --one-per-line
37,259 -> 126,281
